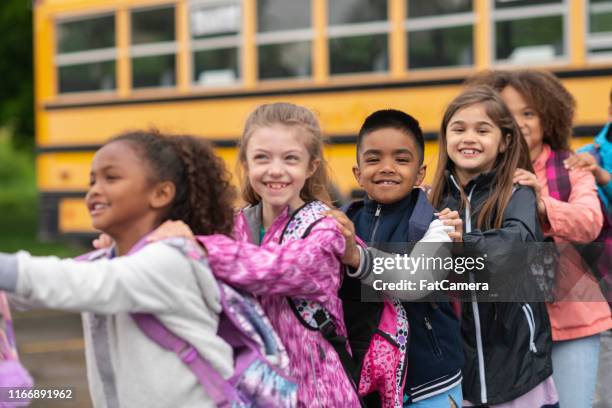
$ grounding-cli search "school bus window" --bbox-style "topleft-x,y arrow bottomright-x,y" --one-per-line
494,0 -> 562,9
130,6 -> 177,89
191,0 -> 241,86
406,0 -> 474,69
56,14 -> 116,93
587,0 -> 612,58
493,1 -> 566,64
328,0 -> 389,75
407,0 -> 471,17
257,0 -> 310,32
257,0 -> 312,80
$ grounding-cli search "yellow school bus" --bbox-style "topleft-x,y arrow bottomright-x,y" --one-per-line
34,0 -> 612,238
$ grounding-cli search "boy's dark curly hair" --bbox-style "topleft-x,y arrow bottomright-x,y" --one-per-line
466,69 -> 575,152
110,130 -> 235,236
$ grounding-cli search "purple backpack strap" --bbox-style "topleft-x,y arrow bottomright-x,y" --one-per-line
131,313 -> 238,407
545,149 -> 572,202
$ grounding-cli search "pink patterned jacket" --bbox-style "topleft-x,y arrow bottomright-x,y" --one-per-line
198,203 -> 361,407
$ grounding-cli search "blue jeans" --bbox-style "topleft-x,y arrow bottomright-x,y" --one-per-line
552,334 -> 601,408
404,383 -> 462,407
594,329 -> 612,408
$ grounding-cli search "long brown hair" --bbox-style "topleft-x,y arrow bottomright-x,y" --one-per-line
430,86 -> 533,230
237,102 -> 332,206
466,69 -> 575,152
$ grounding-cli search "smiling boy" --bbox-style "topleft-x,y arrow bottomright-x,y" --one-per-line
338,110 -> 464,407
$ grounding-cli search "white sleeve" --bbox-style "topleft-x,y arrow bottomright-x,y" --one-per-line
358,219 -> 453,301
419,219 -> 454,243
15,242 -> 198,314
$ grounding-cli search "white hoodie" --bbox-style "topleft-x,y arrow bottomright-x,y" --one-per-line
6,241 -> 232,408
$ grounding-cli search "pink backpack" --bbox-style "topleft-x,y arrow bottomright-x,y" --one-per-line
0,293 -> 33,407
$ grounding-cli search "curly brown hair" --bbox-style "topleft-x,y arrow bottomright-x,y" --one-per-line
238,102 -> 333,206
466,69 -> 576,152
110,130 -> 235,236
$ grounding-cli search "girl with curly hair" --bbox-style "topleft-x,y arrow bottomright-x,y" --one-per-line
468,70 -> 612,408
0,130 -> 241,407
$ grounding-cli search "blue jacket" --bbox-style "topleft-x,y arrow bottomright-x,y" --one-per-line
343,189 -> 464,404
578,123 -> 612,210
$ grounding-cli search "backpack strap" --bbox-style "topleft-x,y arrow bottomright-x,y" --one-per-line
545,149 -> 572,202
124,239 -> 239,406
286,296 -> 359,379
407,189 -> 436,242
131,313 -> 238,407
544,150 -> 610,280
281,201 -> 362,390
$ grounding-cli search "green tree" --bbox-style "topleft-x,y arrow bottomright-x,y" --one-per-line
0,0 -> 33,149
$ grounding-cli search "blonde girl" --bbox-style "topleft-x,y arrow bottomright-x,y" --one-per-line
151,103 -> 361,407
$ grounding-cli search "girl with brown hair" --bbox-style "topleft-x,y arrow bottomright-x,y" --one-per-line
431,86 -> 558,407
468,70 -> 611,408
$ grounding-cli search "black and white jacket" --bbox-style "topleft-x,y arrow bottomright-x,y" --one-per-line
439,170 -> 553,405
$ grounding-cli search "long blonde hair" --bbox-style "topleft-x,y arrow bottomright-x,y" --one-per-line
238,102 -> 332,205
430,86 -> 532,230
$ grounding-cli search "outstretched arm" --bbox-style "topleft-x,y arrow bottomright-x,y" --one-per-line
0,242 -> 206,314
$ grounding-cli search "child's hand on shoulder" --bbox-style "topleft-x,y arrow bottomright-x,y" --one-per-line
436,208 -> 463,242
564,151 -> 611,186
92,234 -> 113,249
419,183 -> 433,197
564,151 -> 599,173
513,168 -> 541,196
147,220 -> 196,243
323,209 -> 361,269
513,168 -> 548,220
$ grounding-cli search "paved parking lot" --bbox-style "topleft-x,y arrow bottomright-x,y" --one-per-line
13,310 -> 92,408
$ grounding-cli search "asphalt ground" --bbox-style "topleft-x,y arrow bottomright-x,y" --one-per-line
13,310 -> 93,408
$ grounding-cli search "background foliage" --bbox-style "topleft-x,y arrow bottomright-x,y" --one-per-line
0,0 -> 34,149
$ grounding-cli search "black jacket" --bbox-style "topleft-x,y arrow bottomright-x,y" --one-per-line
439,171 -> 553,405
341,189 -> 464,404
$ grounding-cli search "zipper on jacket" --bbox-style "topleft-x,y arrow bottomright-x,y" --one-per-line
522,304 -> 538,353
453,176 -> 488,404
424,316 -> 443,358
470,277 -> 487,404
370,204 -> 382,242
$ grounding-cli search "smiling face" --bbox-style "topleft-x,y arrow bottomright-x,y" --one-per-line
244,125 -> 317,215
353,127 -> 425,204
446,103 -> 506,185
85,141 -> 160,237
500,86 -> 544,160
